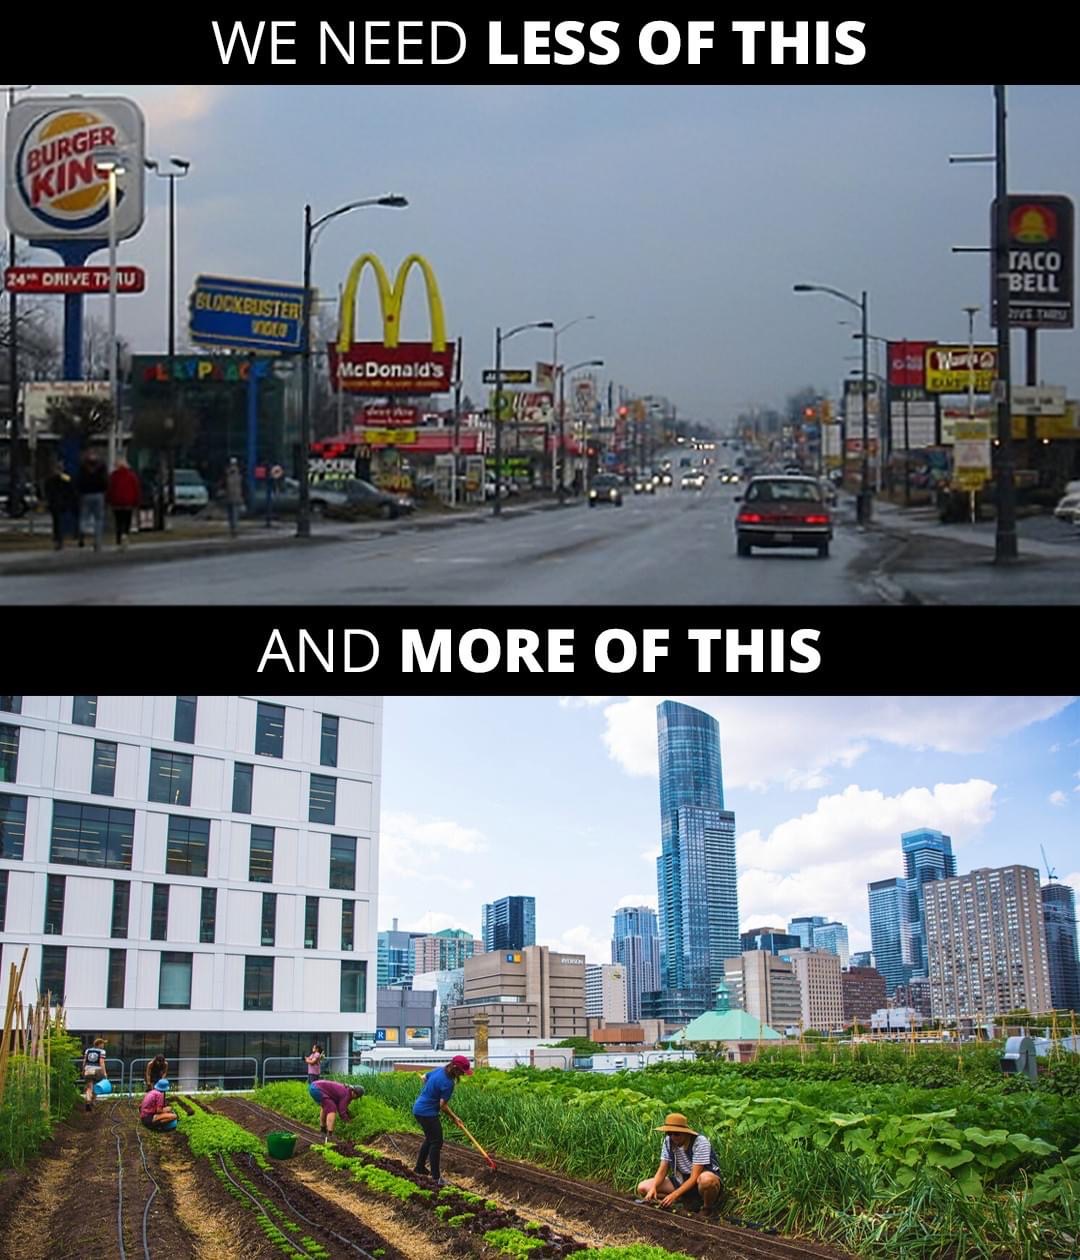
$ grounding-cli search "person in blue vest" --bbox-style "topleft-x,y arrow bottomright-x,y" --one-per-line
411,1055 -> 472,1185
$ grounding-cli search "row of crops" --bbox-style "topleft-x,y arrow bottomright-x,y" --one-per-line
350,1049 -> 1080,1259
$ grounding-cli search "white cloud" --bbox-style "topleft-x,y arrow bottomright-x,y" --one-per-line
137,85 -> 233,140
380,810 -> 487,888
738,779 -> 998,942
1050,743 -> 1062,753
542,924 -> 610,964
641,847 -> 660,864
558,696 -> 613,709
1049,790 -> 1068,807
404,911 -> 477,935
616,893 -> 659,910
598,696 -> 1073,791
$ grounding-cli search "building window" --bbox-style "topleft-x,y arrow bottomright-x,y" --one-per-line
305,897 -> 319,949
320,715 -> 339,768
43,874 -> 65,935
111,881 -> 130,939
244,956 -> 274,1011
232,763 -> 253,814
0,697 -> 21,714
309,775 -> 336,825
166,816 -> 210,878
107,949 -> 126,1009
91,741 -> 118,796
249,826 -> 274,883
0,869 -> 7,931
329,836 -> 356,891
174,696 -> 197,744
159,953 -> 192,1009
40,946 -> 67,1006
0,794 -> 27,859
340,900 -> 354,952
340,960 -> 367,1013
72,696 -> 97,727
0,725 -> 18,784
200,887 -> 217,944
255,703 -> 285,758
50,802 -> 134,870
151,884 -> 170,941
149,750 -> 193,806
261,893 -> 277,946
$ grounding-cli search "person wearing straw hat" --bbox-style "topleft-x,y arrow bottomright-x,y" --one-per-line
637,1113 -> 722,1214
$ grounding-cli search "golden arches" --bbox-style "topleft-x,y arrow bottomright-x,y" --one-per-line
337,253 -> 447,352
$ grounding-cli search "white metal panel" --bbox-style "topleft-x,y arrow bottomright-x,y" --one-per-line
191,756 -> 225,811
253,766 -> 301,821
53,734 -> 94,794
339,718 -> 375,774
353,899 -> 372,952
355,835 -> 373,894
19,697 -> 50,719
277,894 -> 300,950
195,697 -> 228,750
10,724 -> 45,787
191,952 -> 214,1011
274,827 -> 298,887
282,703 -> 303,763
226,890 -> 260,948
64,876 -> 112,938
274,955 -> 294,1013
21,795 -> 48,866
95,697 -> 144,737
170,885 -> 201,945
223,954 -> 245,1011
4,870 -> 36,934
135,948 -> 159,1008
303,831 -> 331,891
319,898 -> 340,953
113,743 -> 141,800
224,822 -> 248,883
66,946 -> 107,1009
151,698 -> 174,741
302,959 -> 339,1013
337,778 -> 373,834
142,812 -> 169,875
236,699 -> 257,759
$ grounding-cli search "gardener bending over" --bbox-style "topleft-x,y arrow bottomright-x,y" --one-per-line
638,1113 -> 722,1214
411,1055 -> 472,1186
308,1079 -> 365,1139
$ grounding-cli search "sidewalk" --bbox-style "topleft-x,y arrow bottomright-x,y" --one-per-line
0,497 -> 582,577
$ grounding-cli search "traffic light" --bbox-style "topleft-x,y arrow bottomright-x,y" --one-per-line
804,405 -> 817,420
617,405 -> 629,418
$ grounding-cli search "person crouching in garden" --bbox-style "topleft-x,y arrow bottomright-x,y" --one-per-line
140,1078 -> 179,1130
411,1055 -> 472,1186
637,1113 -> 722,1214
308,1079 -> 364,1140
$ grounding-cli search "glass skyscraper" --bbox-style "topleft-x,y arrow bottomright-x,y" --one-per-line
654,700 -> 738,1022
868,877 -> 910,995
1042,882 -> 1080,1013
901,828 -> 956,976
481,895 -> 536,952
612,905 -> 661,1023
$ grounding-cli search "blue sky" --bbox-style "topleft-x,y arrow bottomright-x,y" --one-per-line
379,696 -> 1080,960
10,85 -> 1080,421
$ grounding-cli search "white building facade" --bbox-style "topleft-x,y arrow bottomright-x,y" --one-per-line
585,962 -> 629,1023
0,695 -> 381,1079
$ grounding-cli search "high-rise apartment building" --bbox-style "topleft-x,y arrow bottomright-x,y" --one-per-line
868,877 -> 911,995
787,916 -> 826,949
653,701 -> 738,1022
900,828 -> 956,976
810,921 -> 849,969
377,919 -> 422,988
448,946 -> 586,1041
1041,883 -> 1080,1013
786,948 -> 844,1032
412,928 -> 483,975
924,866 -> 1052,1021
740,927 -> 802,955
585,963 -> 628,1023
850,950 -> 874,969
0,696 -> 380,1071
481,896 -> 536,953
611,905 -> 660,1023
841,967 -> 887,1024
724,950 -> 801,1031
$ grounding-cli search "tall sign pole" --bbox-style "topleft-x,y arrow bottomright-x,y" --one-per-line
993,86 -> 1017,563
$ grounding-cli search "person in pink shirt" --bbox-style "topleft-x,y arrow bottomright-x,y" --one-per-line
140,1078 -> 179,1130
308,1079 -> 364,1139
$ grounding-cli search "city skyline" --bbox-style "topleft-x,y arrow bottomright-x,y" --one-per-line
379,696 -> 1080,966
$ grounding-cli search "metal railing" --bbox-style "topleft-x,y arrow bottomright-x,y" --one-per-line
130,1055 -> 259,1092
260,1054 -> 353,1084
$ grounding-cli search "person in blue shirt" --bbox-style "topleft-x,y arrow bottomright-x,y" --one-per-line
411,1055 -> 472,1185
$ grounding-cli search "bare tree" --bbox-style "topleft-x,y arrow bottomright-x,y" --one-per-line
0,243 -> 63,391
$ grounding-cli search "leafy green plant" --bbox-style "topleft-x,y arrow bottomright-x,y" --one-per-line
483,1226 -> 546,1257
177,1107 -> 266,1161
567,1249 -> 696,1260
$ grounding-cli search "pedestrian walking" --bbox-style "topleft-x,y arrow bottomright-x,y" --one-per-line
224,457 -> 244,537
43,460 -> 79,550
411,1055 -> 472,1186
107,457 -> 142,548
80,1037 -> 109,1112
76,449 -> 108,551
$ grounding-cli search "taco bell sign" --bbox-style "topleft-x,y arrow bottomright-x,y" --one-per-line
992,194 -> 1074,329
5,96 -> 146,242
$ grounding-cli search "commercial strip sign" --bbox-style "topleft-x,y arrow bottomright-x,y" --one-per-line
489,390 -> 554,423
952,420 -> 992,490
925,346 -> 998,394
5,97 -> 146,242
889,401 -> 936,449
361,404 -> 419,427
21,381 -> 110,423
138,355 -> 271,385
887,340 -> 936,388
992,195 -> 1074,328
482,368 -> 532,385
189,275 -> 306,352
331,253 -> 454,394
5,265 -> 145,293
1012,385 -> 1067,415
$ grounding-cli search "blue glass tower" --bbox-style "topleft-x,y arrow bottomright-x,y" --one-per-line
901,829 -> 956,976
481,896 -> 536,953
655,701 -> 738,1021
612,905 -> 661,1023
868,877 -> 911,995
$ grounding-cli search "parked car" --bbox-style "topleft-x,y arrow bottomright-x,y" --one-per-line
254,477 -> 351,517
0,474 -> 39,514
588,473 -> 623,506
735,475 -> 833,558
331,478 -> 415,521
171,469 -> 210,512
1053,492 -> 1080,523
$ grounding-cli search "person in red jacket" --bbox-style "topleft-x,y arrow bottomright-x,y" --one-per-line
107,457 -> 142,548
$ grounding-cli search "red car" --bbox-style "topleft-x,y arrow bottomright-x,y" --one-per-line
735,475 -> 833,558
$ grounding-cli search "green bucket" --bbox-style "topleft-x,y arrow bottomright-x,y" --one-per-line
266,1131 -> 298,1160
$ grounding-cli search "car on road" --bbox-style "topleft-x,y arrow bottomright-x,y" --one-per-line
172,469 -> 210,512
735,474 -> 833,558
331,478 -> 415,520
589,473 -> 624,506
1053,491 -> 1080,523
680,470 -> 705,490
255,477 -> 351,517
633,474 -> 656,495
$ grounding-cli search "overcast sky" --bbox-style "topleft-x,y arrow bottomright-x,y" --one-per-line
379,695 -> 1080,962
9,85 -> 1080,421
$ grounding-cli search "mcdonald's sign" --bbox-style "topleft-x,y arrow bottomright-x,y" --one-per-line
328,253 -> 455,395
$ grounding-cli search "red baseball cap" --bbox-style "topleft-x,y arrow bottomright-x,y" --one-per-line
450,1055 -> 473,1075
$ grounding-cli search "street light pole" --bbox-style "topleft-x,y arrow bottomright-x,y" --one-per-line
297,193 -> 408,539
492,319 -> 554,517
557,358 -> 604,505
93,157 -> 125,469
552,315 -> 595,503
993,86 -> 1017,563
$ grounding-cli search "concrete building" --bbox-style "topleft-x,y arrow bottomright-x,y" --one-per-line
0,695 -> 381,1074
481,896 -> 535,953
924,866 -> 1052,1021
871,1006 -> 924,1033
611,905 -> 660,1023
724,950 -> 802,1031
585,963 -> 628,1023
671,980 -> 781,1062
448,945 -> 586,1041
411,968 -> 464,1050
850,950 -> 874,969
892,976 -> 932,1019
785,948 -> 844,1032
1041,882 -> 1080,1013
841,966 -> 887,1025
412,928 -> 483,975
375,988 -> 436,1048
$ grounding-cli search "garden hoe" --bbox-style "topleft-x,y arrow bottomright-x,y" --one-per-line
456,1118 -> 498,1171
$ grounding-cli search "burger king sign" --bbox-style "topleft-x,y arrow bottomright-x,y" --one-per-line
5,97 -> 145,242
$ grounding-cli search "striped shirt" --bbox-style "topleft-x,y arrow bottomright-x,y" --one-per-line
661,1134 -> 718,1182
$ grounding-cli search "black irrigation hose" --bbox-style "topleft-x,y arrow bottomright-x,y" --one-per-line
132,1120 -> 160,1260
243,1153 -> 382,1260
107,1095 -> 129,1260
216,1153 -> 315,1260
